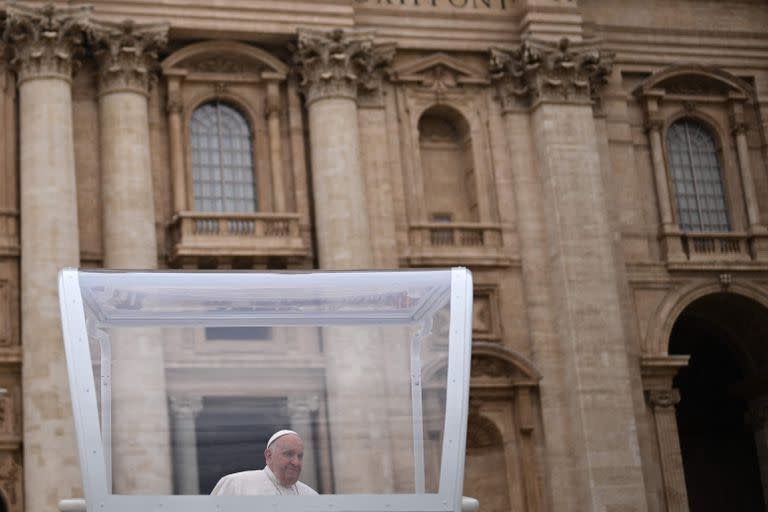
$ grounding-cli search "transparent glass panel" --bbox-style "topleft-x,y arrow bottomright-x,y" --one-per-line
77,271 -> 454,497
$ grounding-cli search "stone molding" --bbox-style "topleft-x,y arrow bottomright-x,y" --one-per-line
647,389 -> 681,409
88,19 -> 169,97
294,28 -> 394,106
168,395 -> 203,418
489,37 -> 614,110
2,2 -> 92,85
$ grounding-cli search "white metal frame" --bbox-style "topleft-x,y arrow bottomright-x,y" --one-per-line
58,268 -> 473,512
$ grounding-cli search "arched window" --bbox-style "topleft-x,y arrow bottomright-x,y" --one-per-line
190,101 -> 256,212
666,119 -> 729,232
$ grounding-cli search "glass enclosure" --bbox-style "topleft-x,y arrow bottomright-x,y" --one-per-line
59,269 -> 473,512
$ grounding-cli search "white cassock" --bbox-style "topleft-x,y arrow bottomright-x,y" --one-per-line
211,466 -> 318,496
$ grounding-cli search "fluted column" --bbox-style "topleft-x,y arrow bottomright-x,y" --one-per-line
294,29 -> 397,493
89,20 -> 173,495
647,390 -> 688,512
3,4 -> 90,511
491,38 -> 649,512
169,396 -> 203,495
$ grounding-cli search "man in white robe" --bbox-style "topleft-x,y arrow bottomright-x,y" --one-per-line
211,429 -> 318,496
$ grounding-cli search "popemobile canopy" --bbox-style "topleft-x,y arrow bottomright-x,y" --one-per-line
57,268 -> 474,512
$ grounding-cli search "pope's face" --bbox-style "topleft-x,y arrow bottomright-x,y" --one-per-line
265,434 -> 304,487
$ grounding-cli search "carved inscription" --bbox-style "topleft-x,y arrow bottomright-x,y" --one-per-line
355,0 -> 510,9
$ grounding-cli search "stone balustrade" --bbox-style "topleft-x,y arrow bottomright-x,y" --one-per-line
405,222 -> 511,267
168,211 -> 308,264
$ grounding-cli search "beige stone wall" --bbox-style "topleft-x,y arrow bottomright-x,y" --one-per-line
0,0 -> 766,511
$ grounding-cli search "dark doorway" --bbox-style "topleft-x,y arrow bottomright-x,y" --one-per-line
195,396 -> 290,494
670,293 -> 766,511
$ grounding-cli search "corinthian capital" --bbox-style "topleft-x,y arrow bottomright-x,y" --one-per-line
89,19 -> 169,96
2,2 -> 92,84
294,28 -> 394,106
490,37 -> 614,110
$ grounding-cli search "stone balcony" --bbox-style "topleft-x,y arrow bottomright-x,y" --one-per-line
167,211 -> 310,266
403,222 -> 513,267
663,229 -> 768,270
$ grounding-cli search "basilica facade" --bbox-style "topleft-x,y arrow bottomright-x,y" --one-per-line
0,1 -> 767,511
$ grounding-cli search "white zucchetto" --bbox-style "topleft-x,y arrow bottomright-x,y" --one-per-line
266,429 -> 299,449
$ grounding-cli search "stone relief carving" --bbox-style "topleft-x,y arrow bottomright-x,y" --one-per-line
189,57 -> 250,74
490,37 -> 614,110
88,19 -> 169,95
293,28 -> 394,105
2,2 -> 92,84
391,52 -> 489,102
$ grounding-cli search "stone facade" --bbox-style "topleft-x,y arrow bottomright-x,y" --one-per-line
0,1 -> 766,512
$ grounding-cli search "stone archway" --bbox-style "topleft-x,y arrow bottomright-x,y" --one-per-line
669,292 -> 768,511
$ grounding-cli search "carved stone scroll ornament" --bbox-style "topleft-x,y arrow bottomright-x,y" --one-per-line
293,28 -> 394,105
88,19 -> 169,96
2,1 -> 92,84
490,37 -> 614,110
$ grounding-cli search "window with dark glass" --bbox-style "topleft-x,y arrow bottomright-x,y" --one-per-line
190,101 -> 256,212
666,119 -> 730,232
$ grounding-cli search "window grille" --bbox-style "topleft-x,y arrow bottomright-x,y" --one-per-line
190,102 -> 257,212
666,119 -> 730,232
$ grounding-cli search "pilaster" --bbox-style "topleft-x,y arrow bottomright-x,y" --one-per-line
491,38 -> 648,512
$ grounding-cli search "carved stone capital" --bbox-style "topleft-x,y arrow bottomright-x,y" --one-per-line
287,395 -> 321,417
490,37 -> 614,110
294,28 -> 394,106
89,19 -> 168,96
647,389 -> 681,409
2,2 -> 92,85
168,395 -> 203,418
644,116 -> 664,133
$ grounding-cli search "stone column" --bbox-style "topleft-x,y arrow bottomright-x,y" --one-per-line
647,390 -> 688,512
642,355 -> 690,512
287,396 -> 320,491
747,397 -> 768,510
3,4 -> 90,511
89,20 -> 173,494
169,396 -> 203,495
294,29 -> 397,493
265,79 -> 286,212
489,46 -> 587,511
490,38 -> 648,512
165,74 -> 188,213
294,28 -> 391,270
729,99 -> 761,230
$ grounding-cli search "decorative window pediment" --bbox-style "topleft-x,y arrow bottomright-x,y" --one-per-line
634,65 -> 753,100
391,52 -> 489,91
161,40 -> 288,81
